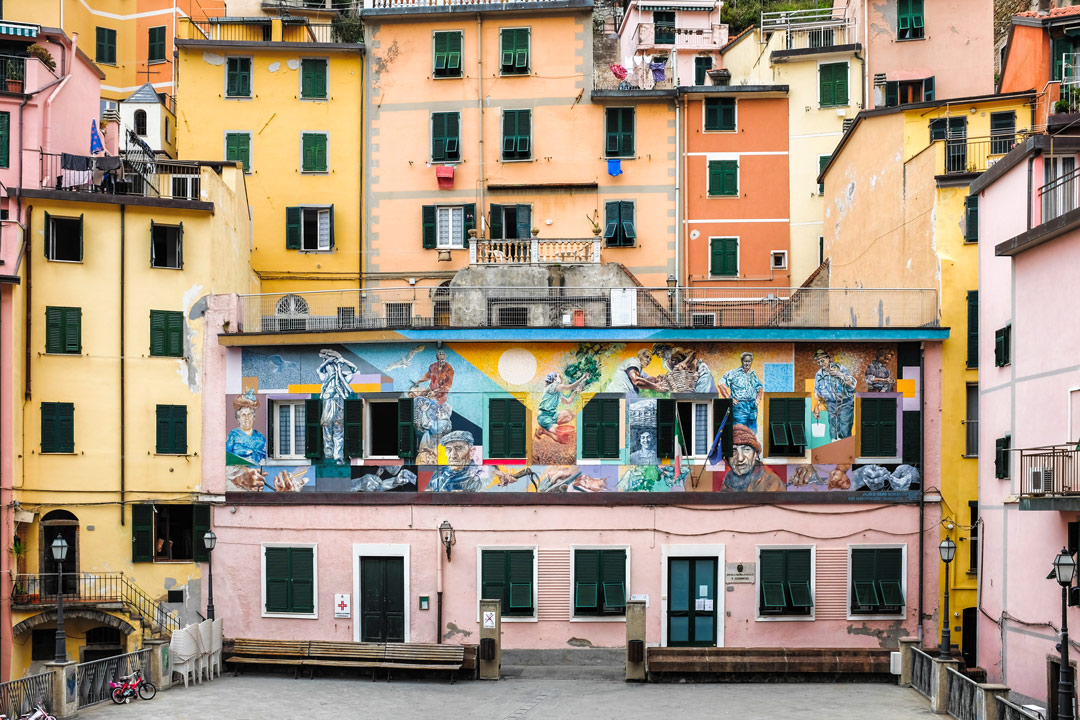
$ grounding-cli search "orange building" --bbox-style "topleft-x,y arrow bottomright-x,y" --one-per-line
1000,4 -> 1080,127
681,88 -> 790,287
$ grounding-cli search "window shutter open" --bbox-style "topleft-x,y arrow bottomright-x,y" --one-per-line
131,504 -> 154,563
967,291 -> 979,368
286,207 -> 301,249
656,398 -> 675,459
489,204 -> 504,239
885,81 -> 898,107
463,203 -> 475,248
304,398 -> 322,459
328,205 -> 335,249
965,195 -> 979,242
344,398 -> 363,458
43,211 -> 51,256
603,202 -> 619,239
193,504 -> 210,562
620,201 -> 636,242
421,205 -> 437,249
78,214 -> 84,260
397,397 -> 415,458
515,204 -> 531,239
923,76 -> 935,102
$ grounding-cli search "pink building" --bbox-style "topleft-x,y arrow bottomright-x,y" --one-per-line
608,0 -> 727,88
200,284 -> 947,664
971,132 -> 1080,714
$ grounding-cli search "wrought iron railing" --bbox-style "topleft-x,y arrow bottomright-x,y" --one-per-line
233,285 -> 940,333
911,645 -> 933,698
12,572 -> 180,635
0,671 -> 53,720
633,23 -> 727,51
76,649 -> 151,709
1018,445 -> 1080,496
997,696 -> 1046,720
185,17 -> 273,41
1040,166 -> 1080,224
937,133 -> 1027,175
946,666 -> 978,720
760,7 -> 857,49
0,54 -> 26,90
364,0 -> 559,7
37,152 -> 205,200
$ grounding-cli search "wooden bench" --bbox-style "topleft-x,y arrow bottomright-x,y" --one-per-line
645,647 -> 893,681
226,638 -> 465,682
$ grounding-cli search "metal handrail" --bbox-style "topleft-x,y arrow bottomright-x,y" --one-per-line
76,649 -> 151,708
945,666 -> 979,720
0,671 -> 53,720
910,645 -> 933,698
997,696 -> 1046,720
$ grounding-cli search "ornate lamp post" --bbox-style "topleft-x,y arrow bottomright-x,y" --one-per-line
50,536 -> 69,663
938,537 -> 956,660
439,521 -> 455,562
1054,547 -> 1076,720
203,530 -> 217,620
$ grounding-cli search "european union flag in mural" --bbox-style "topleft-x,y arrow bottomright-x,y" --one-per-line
89,120 -> 104,154
706,405 -> 731,466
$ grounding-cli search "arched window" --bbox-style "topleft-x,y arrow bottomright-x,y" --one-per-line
134,109 -> 147,136
275,294 -> 309,316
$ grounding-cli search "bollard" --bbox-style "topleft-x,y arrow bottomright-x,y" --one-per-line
478,599 -> 501,680
929,656 -> 961,714
625,600 -> 646,682
898,637 -> 919,687
143,638 -> 172,690
44,661 -> 78,719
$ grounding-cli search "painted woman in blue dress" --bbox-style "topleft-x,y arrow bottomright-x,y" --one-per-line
226,389 -> 267,464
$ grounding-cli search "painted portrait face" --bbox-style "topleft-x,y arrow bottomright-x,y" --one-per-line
236,407 -> 255,432
731,443 -> 758,475
815,354 -> 830,369
637,349 -> 652,366
639,430 -> 653,450
445,440 -> 472,470
436,350 -> 447,362
741,353 -> 753,371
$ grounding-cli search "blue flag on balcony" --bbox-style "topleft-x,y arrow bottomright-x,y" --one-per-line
607,159 -> 622,177
89,119 -> 104,154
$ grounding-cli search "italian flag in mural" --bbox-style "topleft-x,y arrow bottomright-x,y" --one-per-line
673,412 -> 685,478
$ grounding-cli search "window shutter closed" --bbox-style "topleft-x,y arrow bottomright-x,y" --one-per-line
156,405 -> 172,453
0,112 -> 9,168
878,400 -> 898,458
481,551 -> 506,604
820,64 -> 834,106
860,398 -> 879,457
965,195 -> 979,242
721,161 -> 738,196
304,398 -> 322,459
421,205 -> 437,249
290,547 -> 315,613
708,161 -> 721,196
344,398 -> 363,458
488,398 -> 508,458
656,398 -> 675,459
149,311 -> 166,356
166,312 -> 183,357
967,291 -> 979,368
131,504 -> 155,563
602,549 -> 626,609
507,549 -> 533,611
264,547 -> 291,612
397,397 -> 415,458
286,207 -> 302,249
507,399 -> 526,458
41,403 -> 56,453
462,203 -> 476,248
705,100 -> 720,130
174,405 -> 188,455
581,399 -> 601,458
601,399 -> 621,459
720,99 -> 735,130
45,307 -> 62,353
193,504 -> 211,562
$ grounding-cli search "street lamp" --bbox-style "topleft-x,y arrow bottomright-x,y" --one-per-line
50,536 -> 68,663
666,274 -> 677,315
938,537 -> 956,660
1055,547 -> 1076,720
203,530 -> 217,620
439,521 -> 455,562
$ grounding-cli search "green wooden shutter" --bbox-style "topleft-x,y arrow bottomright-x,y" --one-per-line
601,549 -> 626,610
43,211 -> 51,257
462,203 -> 475,248
769,397 -> 790,453
397,397 -> 415,458
720,99 -> 735,130
149,311 -> 166,356
574,549 -> 600,611
149,26 -> 166,63
514,29 -> 529,71
759,549 -> 787,610
131,504 -> 155,563
876,548 -> 904,607
432,112 -> 446,162
421,205 -> 437,249
447,32 -> 461,73
965,195 -> 979,242
885,81 -> 899,107
694,56 -> 711,85
850,549 -> 879,609
966,291 -> 979,369
78,214 -> 84,261
721,160 -> 738,196
656,398 -> 675,459
835,63 -> 849,105
710,238 -> 737,276
620,201 -> 636,244
481,550 -> 507,607
581,399 -> 601,459
819,155 -> 831,195
860,398 -> 879,457
193,504 -> 211,562
156,405 -> 171,453
174,405 -> 188,455
265,547 -> 291,612
290,547 -> 314,613
923,76 -> 935,102
605,108 -> 620,155
502,111 -> 515,157
301,59 -> 315,97
600,399 -> 621,459
0,112 -> 10,168
41,403 -> 57,453
500,29 -> 514,70
603,202 -> 619,241
507,549 -> 533,612
518,111 -> 531,155
820,63 -> 835,107
434,31 -> 448,72
65,306 -> 82,353
344,399 -> 363,458
708,161 -> 721,196
877,400 -> 897,457
515,204 -> 531,239
45,307 -> 62,353
304,398 -> 322,459
489,204 -> 504,239
507,398 -> 526,459
704,99 -> 719,131
786,549 -> 813,608
488,398 -> 508,458
710,238 -> 723,275
788,398 -> 806,449
444,112 -> 459,160
286,207 -> 301,249
166,311 -> 183,357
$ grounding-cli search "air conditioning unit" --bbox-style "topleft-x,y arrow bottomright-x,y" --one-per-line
1030,467 -> 1054,494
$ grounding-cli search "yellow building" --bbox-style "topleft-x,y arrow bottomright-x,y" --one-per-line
175,17 -> 364,297
821,90 -> 1036,664
7,162 -> 254,676
719,10 -> 864,285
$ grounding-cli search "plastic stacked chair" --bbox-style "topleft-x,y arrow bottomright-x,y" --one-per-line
210,618 -> 223,679
195,620 -> 212,682
169,625 -> 198,688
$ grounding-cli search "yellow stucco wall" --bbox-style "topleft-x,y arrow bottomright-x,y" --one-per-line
176,31 -> 363,295
722,30 -> 864,285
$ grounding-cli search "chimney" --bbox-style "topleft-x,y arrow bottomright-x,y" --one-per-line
1039,0 -> 1050,14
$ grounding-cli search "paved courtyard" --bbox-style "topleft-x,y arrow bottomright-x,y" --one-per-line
79,671 -> 937,719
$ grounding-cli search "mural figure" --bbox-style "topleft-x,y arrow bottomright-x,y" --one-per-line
719,353 -> 765,431
722,424 -> 784,492
618,464 -> 687,492
412,390 -> 454,465
535,372 -> 588,444
271,467 -> 310,492
351,465 -> 418,492
629,428 -> 659,464
426,430 -> 484,492
864,349 -> 896,392
827,465 -> 852,490
226,389 -> 267,464
653,344 -> 717,394
317,349 -> 358,464
413,349 -> 455,404
606,349 -> 663,395
813,349 -> 857,440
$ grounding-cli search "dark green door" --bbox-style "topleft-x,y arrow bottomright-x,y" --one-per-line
667,557 -> 717,646
360,557 -> 405,643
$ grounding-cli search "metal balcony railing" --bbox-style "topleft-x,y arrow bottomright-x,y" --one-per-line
936,133 -> 1027,175
633,23 -> 727,51
594,58 -> 674,91
182,16 -> 359,43
1017,445 -> 1080,496
38,152 -> 206,200
364,0 -> 557,7
760,7 -> 857,49
232,286 -> 940,334
1040,165 -> 1080,224
12,572 -> 180,635
0,54 -> 26,92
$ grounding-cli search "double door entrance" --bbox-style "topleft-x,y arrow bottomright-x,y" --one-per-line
359,557 -> 405,643
667,557 -> 719,646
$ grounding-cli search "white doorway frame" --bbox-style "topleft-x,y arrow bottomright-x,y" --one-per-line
660,544 -> 725,648
352,543 -> 411,643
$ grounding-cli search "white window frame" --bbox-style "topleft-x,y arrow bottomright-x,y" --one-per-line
476,545 -> 539,622
365,399 -> 399,459
260,542 -> 319,619
817,59 -> 850,109
847,544 -> 907,621
300,131 -> 329,175
498,26 -> 531,76
569,545 -> 631,622
224,56 -> 254,99
660,544 -> 725,647
223,130 -> 252,175
299,57 -> 329,101
150,222 -> 183,270
299,205 -> 332,252
436,205 -> 465,249
771,250 -> 788,270
352,543 -> 410,642
705,156 -> 739,199
674,400 -> 712,459
271,400 -> 307,460
755,544 -> 816,622
702,96 -> 737,134
708,235 -> 740,278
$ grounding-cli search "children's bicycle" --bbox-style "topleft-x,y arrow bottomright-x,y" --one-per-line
110,669 -> 157,704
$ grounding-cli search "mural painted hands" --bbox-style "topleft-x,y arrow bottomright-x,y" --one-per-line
229,466 -> 267,492
273,467 -> 309,492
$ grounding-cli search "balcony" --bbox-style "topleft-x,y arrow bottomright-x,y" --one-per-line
633,23 -> 727,52
470,238 -> 600,264
230,286 -> 940,335
35,152 -> 214,204
761,7 -> 857,53
362,0 -> 571,8
593,56 -> 674,92
1039,166 -> 1079,224
1017,445 -> 1080,510
936,133 -> 1028,177
180,17 -> 359,44
11,572 -> 180,634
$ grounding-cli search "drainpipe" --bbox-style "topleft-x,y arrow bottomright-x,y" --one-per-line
22,208 -> 32,400
675,94 -> 681,287
43,33 -> 77,158
862,0 -> 869,108
1027,154 -> 1035,231
917,341 -> 926,643
436,531 -> 444,644
120,204 -> 126,525
476,14 -> 485,233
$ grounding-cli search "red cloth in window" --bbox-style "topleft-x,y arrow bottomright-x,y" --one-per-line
436,164 -> 454,189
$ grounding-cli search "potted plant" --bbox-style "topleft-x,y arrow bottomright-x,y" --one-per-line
26,44 -> 56,72
586,212 -> 601,237
6,61 -> 23,94
9,536 -> 28,602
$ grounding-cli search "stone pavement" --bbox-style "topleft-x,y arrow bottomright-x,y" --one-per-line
78,669 -> 938,720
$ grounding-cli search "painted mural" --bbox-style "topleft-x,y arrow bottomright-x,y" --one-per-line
224,342 -> 920,497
